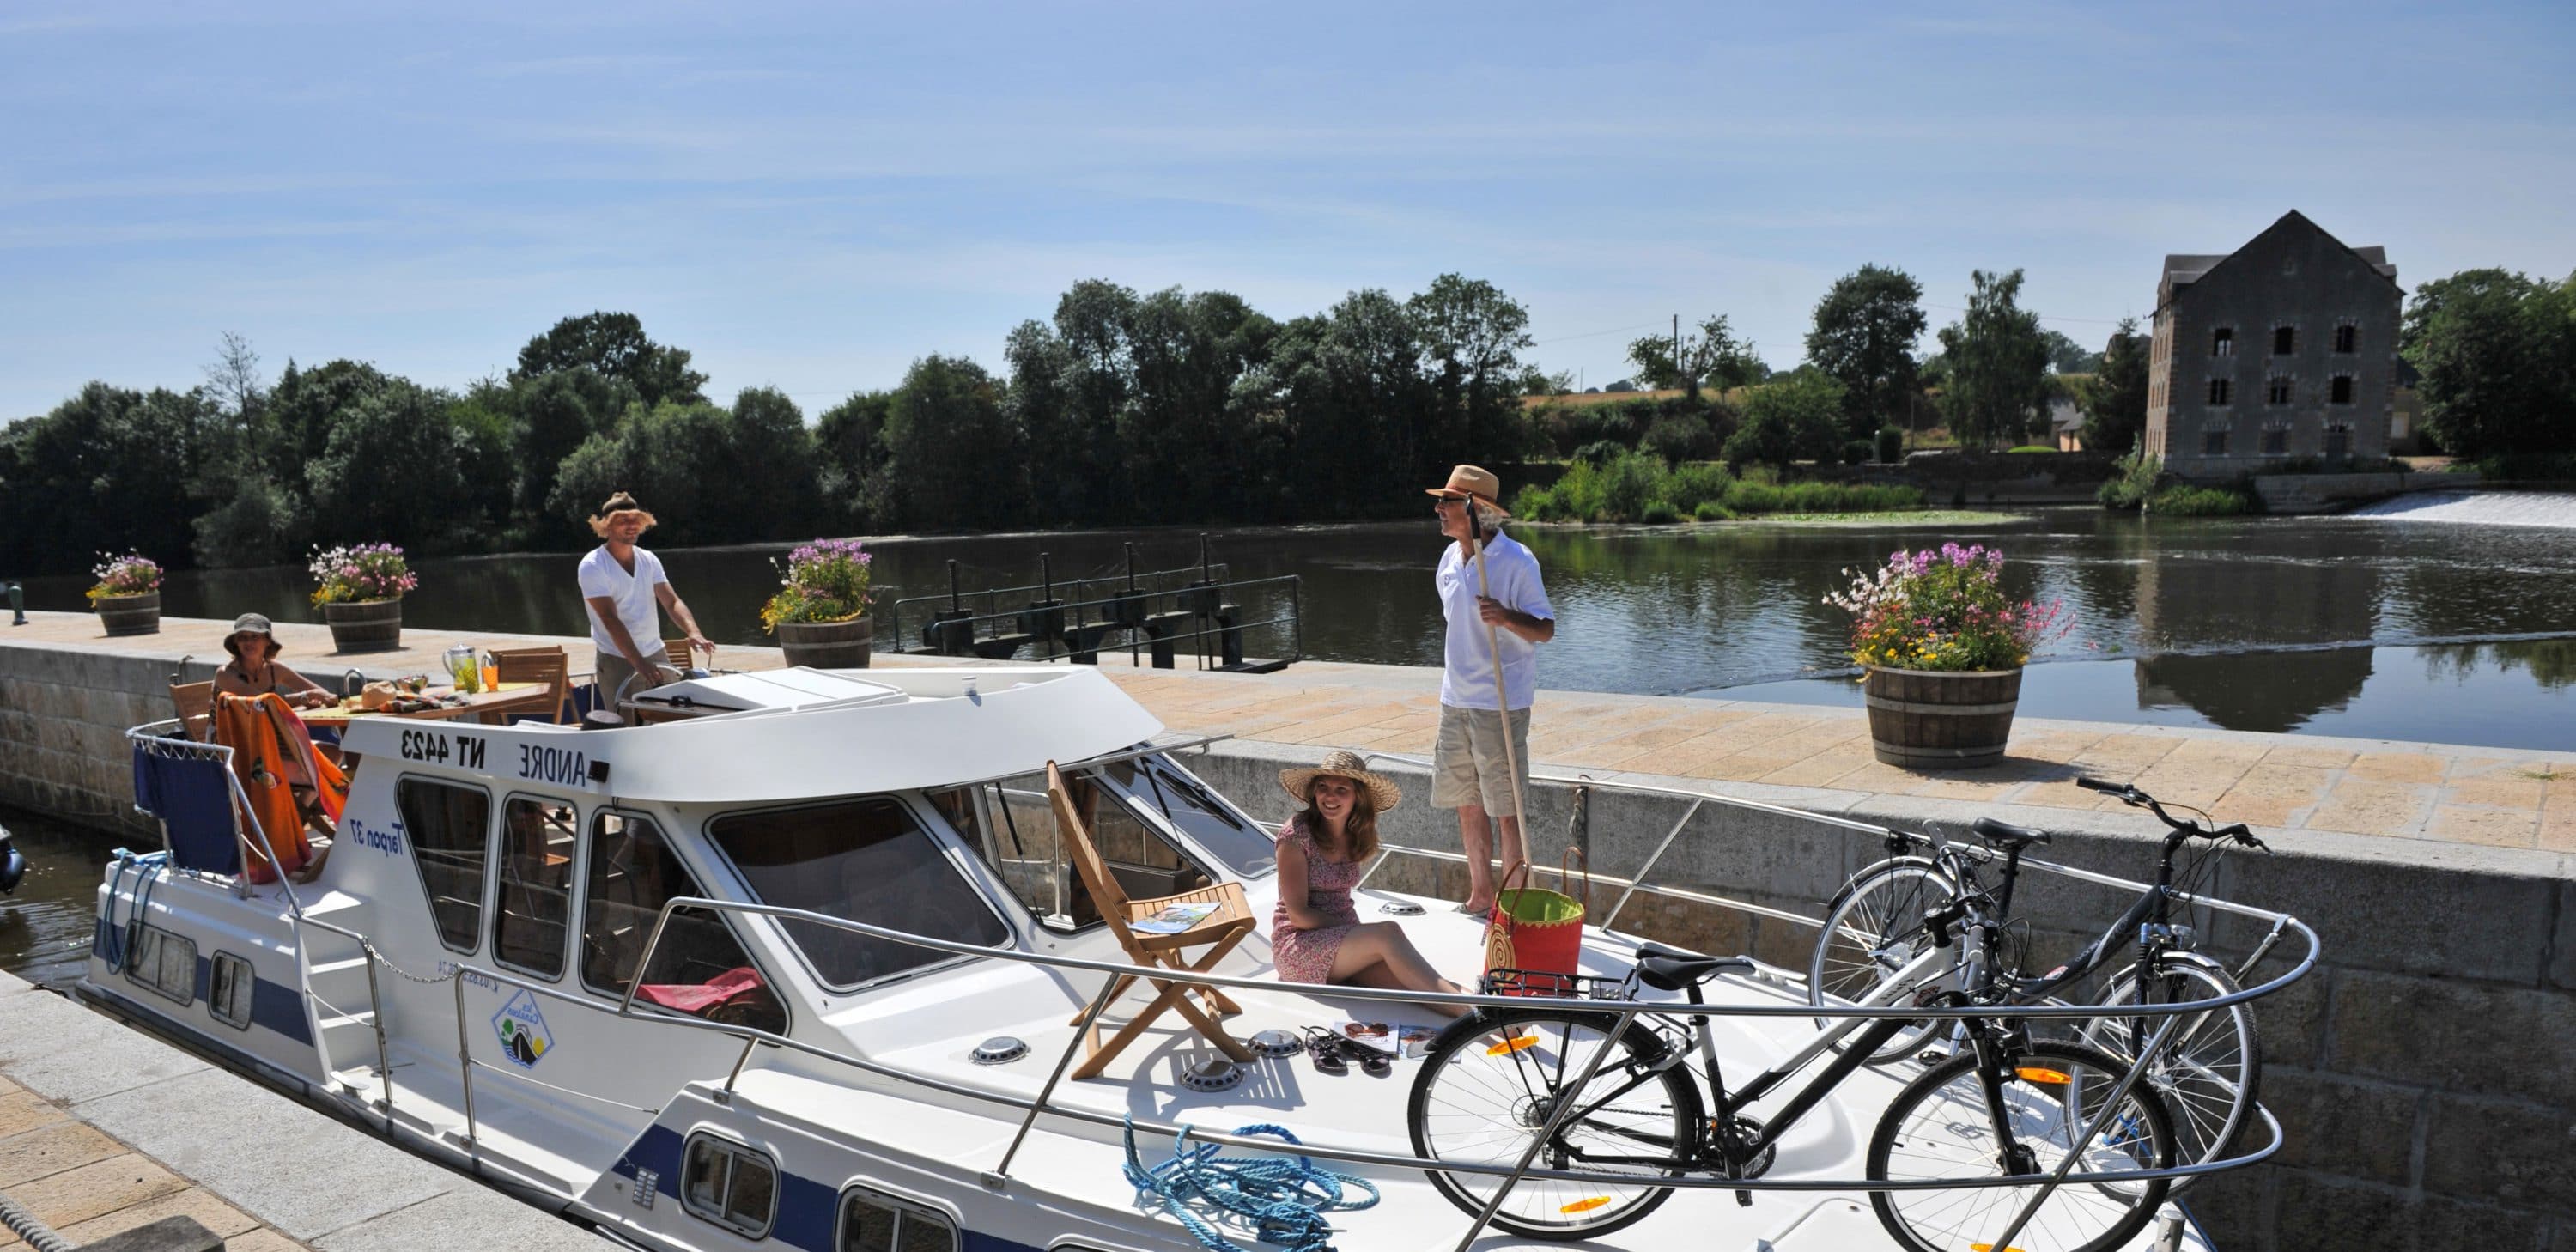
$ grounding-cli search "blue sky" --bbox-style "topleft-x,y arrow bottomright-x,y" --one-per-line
3,2 -> 2570,421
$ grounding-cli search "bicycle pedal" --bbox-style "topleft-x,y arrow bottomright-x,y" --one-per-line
1734,1189 -> 1753,1207
1914,1047 -> 1950,1065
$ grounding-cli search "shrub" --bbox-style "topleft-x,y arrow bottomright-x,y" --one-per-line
2147,485 -> 2260,516
760,538 -> 874,631
1825,543 -> 2070,671
86,552 -> 162,600
1691,501 -> 1734,521
1842,440 -> 1874,466
2470,452 -> 2576,481
1642,414 -> 1718,463
2097,451 -> 2161,511
1639,500 -> 1680,525
1875,426 -> 1904,465
308,543 -> 416,605
1661,463 -> 1733,513
1571,440 -> 1626,467
1596,452 -> 1664,521
1509,484 -> 1562,520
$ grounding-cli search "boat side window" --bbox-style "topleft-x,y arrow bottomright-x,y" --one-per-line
707,798 -> 1010,989
493,797 -> 578,981
1106,755 -> 1277,878
396,777 -> 492,955
836,1186 -> 958,1252
680,1133 -> 777,1239
125,926 -> 197,1006
209,951 -> 253,1030
580,811 -> 786,1034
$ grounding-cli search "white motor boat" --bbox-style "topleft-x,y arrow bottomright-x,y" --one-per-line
82,666 -> 2259,1252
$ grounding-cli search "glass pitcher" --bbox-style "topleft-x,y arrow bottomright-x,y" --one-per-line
442,644 -> 482,694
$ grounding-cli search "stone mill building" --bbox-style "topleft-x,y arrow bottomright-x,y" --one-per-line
2143,210 -> 2402,479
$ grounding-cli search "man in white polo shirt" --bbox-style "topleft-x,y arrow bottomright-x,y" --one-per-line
1426,465 -> 1556,916
578,491 -> 714,721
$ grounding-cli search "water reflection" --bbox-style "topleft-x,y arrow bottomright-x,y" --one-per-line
2135,649 -> 2375,735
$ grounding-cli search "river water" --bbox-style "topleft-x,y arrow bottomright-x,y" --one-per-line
9,504 -> 2575,982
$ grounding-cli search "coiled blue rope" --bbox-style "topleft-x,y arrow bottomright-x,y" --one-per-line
97,849 -> 167,975
1122,1118 -> 1379,1252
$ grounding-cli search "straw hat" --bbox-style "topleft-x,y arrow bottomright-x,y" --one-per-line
1425,465 -> 1510,515
1279,750 -> 1402,812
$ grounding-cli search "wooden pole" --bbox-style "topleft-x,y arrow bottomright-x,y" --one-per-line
1465,503 -> 1531,870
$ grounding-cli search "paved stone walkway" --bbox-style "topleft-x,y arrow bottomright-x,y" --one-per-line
0,1072 -> 301,1252
13,611 -> 2573,854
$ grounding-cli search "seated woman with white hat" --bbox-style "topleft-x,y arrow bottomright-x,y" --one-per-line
1271,751 -> 1471,1018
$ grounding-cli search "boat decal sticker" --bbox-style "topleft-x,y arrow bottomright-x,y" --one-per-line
491,988 -> 555,1068
398,728 -> 485,769
518,743 -> 587,786
343,815 -> 403,857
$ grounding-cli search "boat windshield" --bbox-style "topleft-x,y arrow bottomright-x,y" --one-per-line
1099,755 -> 1277,878
707,797 -> 1011,989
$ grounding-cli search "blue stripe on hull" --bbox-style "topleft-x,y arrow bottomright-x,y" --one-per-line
610,1124 -> 1046,1252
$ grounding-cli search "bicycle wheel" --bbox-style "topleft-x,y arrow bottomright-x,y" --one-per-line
1407,1007 -> 1704,1241
2079,953 -> 2261,1191
1868,1039 -> 2176,1252
1811,856 -> 1959,1061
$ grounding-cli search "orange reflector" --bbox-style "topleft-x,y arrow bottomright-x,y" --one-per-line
1486,1035 -> 1540,1056
2014,1067 -> 2072,1085
1559,1197 -> 1613,1214
1970,1243 -> 2027,1252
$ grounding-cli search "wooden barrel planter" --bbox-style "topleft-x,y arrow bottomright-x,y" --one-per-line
94,592 -> 161,637
1862,666 -> 2023,769
323,598 -> 404,653
778,616 -> 872,669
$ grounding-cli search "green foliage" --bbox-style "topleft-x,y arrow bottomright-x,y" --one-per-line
2402,269 -> 2576,459
2006,445 -> 2057,453
1661,462 -> 1734,512
1724,372 -> 1846,468
879,355 -> 1024,530
1804,264 -> 1929,439
1571,439 -> 1626,466
1628,314 -> 1765,398
2042,329 -> 2103,374
1841,440 -> 1874,465
1640,413 -> 1718,462
2147,483 -> 2262,516
2468,451 -> 2576,481
1935,269 -> 2053,448
0,383 -> 216,576
1722,481 -> 1925,514
511,312 -> 707,409
2081,319 -> 2150,453
1691,501 -> 1734,521
1639,501 -> 1680,525
1595,452 -> 1663,521
2097,451 -> 2162,510
1874,426 -> 1904,464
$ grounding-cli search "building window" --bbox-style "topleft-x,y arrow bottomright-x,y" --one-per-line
2211,327 -> 2234,356
837,1187 -> 959,1252
680,1134 -> 777,1240
2261,428 -> 2289,455
2267,377 -> 2293,405
210,952 -> 254,1030
2326,425 -> 2352,458
2206,379 -> 2231,405
2330,375 -> 2354,405
2334,324 -> 2357,354
494,797 -> 578,981
2202,429 -> 2228,456
398,778 -> 493,955
2272,326 -> 2295,356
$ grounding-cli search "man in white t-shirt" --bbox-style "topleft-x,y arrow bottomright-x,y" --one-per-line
578,492 -> 714,721
1426,465 -> 1556,916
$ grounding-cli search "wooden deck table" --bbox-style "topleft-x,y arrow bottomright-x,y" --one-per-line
301,679 -> 557,728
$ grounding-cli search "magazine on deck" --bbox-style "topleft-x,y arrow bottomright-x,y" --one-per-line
1129,901 -> 1221,934
1333,1018 -> 1441,1059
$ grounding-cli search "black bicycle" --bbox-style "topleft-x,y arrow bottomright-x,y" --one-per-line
1808,778 -> 2271,1188
1406,952 -> 2179,1250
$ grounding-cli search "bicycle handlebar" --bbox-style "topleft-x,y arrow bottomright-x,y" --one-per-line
2076,777 -> 2267,849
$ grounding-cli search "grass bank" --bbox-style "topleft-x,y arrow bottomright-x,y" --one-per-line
1513,453 -> 1927,524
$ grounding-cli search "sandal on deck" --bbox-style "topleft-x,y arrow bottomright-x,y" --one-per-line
1300,1026 -> 1347,1076
1337,1036 -> 1393,1077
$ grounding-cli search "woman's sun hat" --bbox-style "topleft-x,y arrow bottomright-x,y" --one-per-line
223,612 -> 278,658
1279,749 -> 1402,811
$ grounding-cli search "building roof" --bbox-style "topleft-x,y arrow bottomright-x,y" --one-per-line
2159,211 -> 2399,308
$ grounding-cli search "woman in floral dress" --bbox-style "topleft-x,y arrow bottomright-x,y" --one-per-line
1270,751 -> 1470,1017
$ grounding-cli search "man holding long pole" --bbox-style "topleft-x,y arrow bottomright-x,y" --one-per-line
1426,465 -> 1556,916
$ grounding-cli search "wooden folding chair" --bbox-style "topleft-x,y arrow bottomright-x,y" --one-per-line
491,645 -> 573,724
168,680 -> 214,742
1046,762 -> 1255,1079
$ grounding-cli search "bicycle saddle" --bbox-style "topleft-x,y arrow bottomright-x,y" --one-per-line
1632,940 -> 1756,992
1971,817 -> 2051,850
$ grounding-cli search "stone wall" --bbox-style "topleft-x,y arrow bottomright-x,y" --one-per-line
1195,742 -> 2576,1252
7,638 -> 2569,1250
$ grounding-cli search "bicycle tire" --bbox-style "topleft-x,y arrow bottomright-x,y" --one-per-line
2079,953 -> 2261,1191
1810,856 -> 1959,1061
1407,1006 -> 1704,1241
1868,1038 -> 2177,1252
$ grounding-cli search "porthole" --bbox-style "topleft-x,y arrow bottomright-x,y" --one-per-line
680,1133 -> 778,1239
209,952 -> 253,1030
